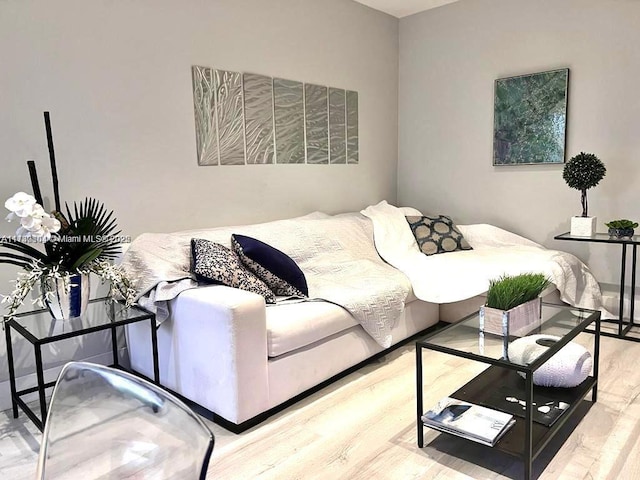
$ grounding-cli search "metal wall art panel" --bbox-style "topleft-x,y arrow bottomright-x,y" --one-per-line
329,88 -> 346,164
346,90 -> 359,164
493,68 -> 569,165
273,78 -> 305,164
304,84 -> 329,165
243,73 -> 275,165
191,65 -> 358,166
215,69 -> 245,165
191,66 -> 219,166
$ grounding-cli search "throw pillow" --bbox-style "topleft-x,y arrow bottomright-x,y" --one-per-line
406,215 -> 472,256
231,234 -> 308,297
191,238 -> 276,304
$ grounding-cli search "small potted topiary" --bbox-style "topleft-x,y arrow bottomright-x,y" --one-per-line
480,273 -> 551,337
562,152 -> 606,237
605,219 -> 638,238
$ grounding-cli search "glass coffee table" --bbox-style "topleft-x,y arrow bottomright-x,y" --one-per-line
416,303 -> 600,480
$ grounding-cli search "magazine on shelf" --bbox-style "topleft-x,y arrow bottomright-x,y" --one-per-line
421,397 -> 515,447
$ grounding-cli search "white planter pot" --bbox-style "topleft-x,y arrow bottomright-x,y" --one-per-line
479,297 -> 542,338
570,216 -> 596,237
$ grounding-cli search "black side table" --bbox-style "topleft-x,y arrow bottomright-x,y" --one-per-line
555,232 -> 640,340
4,298 -> 159,431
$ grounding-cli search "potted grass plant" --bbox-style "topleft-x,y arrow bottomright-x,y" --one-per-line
480,273 -> 551,337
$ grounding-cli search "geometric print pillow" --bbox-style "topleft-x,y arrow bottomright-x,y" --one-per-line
405,215 -> 472,256
231,234 -> 308,298
190,238 -> 276,304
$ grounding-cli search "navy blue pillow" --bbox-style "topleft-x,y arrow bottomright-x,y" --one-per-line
231,234 -> 308,297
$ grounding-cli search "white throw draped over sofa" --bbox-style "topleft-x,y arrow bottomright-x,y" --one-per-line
122,201 -> 604,432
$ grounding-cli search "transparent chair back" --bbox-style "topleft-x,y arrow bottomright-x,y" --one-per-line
36,362 -> 214,479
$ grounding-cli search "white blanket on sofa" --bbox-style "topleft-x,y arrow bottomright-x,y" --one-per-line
361,201 -> 604,312
122,213 -> 411,348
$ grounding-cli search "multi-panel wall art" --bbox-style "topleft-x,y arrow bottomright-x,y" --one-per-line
191,66 -> 359,166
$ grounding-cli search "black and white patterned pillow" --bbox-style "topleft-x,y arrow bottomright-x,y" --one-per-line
191,238 -> 276,304
231,234 -> 308,298
406,215 -> 472,256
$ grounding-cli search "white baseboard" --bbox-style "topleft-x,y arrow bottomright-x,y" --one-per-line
0,348 -> 129,414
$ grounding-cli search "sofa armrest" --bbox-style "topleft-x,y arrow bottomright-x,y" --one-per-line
127,284 -> 269,424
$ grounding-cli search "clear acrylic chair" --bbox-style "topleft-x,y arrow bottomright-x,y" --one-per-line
36,361 -> 214,479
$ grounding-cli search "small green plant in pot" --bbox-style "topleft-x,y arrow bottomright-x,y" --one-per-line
481,273 -> 551,337
605,219 -> 638,238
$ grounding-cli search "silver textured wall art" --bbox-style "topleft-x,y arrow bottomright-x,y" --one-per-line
191,66 -> 358,166
346,90 -> 359,164
274,78 -> 305,164
192,66 -> 218,166
328,88 -> 346,164
215,69 -> 245,166
305,84 -> 329,165
243,73 -> 275,165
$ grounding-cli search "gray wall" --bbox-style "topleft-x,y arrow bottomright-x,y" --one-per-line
399,0 -> 640,287
0,0 -> 398,404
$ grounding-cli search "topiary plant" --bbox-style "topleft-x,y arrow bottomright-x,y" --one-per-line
562,152 -> 606,217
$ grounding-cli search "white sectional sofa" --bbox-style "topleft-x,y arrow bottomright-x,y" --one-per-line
122,202 -> 603,432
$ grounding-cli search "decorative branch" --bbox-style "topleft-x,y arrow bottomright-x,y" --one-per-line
43,111 -> 61,212
27,160 -> 44,206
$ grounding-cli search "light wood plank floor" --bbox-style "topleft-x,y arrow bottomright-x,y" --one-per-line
1,333 -> 639,479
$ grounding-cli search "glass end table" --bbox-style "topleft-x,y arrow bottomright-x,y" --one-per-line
416,303 -> 600,480
4,298 -> 159,431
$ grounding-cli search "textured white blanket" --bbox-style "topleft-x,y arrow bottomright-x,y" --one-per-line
122,212 -> 411,347
361,201 -> 605,312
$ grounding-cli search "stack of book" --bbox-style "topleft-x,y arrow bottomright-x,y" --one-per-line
422,397 -> 515,447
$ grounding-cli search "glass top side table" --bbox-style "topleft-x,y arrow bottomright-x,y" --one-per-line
4,298 -> 159,431
555,232 -> 640,339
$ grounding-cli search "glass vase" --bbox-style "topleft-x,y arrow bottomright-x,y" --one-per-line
44,273 -> 91,320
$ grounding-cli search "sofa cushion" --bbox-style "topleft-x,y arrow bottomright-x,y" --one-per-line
406,215 -> 472,256
191,238 -> 276,304
231,234 -> 308,297
266,301 -> 358,357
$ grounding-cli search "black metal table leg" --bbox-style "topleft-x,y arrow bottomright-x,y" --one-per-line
111,324 -> 119,368
416,344 -> 424,448
619,244 -> 627,336
150,317 -> 160,384
524,370 -> 533,480
5,324 -> 18,418
34,345 -> 47,426
631,245 -> 637,326
593,314 -> 600,402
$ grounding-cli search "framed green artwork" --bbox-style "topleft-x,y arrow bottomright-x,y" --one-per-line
493,68 -> 569,165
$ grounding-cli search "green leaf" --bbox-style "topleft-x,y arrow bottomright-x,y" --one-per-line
71,248 -> 103,270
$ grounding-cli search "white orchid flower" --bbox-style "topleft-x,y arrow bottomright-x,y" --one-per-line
30,203 -> 47,218
39,215 -> 61,240
4,192 -> 37,217
16,225 -> 37,238
20,214 -> 43,232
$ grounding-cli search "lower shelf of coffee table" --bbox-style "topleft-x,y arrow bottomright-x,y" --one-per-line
440,365 -> 596,459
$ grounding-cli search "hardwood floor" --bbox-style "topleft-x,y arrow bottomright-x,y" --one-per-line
2,333 -> 640,479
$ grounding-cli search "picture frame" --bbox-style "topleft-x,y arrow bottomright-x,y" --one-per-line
493,68 -> 569,166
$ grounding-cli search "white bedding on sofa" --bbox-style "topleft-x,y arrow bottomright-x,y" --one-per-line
123,212 -> 411,348
361,201 -> 605,312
